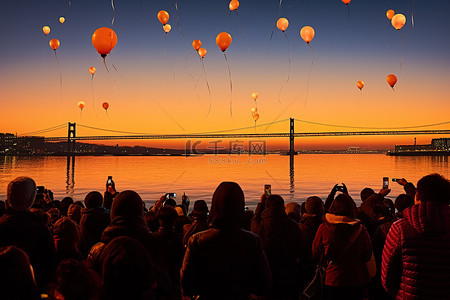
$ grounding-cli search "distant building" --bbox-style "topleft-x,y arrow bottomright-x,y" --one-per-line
432,138 -> 450,150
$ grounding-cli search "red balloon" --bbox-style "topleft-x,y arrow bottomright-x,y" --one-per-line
102,102 -> 109,110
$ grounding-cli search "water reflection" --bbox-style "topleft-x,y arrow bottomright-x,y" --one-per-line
66,156 -> 75,197
289,154 -> 295,201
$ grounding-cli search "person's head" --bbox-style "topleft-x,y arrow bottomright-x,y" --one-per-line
360,187 -> 375,202
0,246 -> 37,300
266,194 -> 285,209
53,217 -> 80,250
329,194 -> 357,219
100,236 -> 155,300
395,194 -> 414,213
191,200 -> 209,218
6,177 -> 36,211
0,200 -> 5,217
52,259 -> 100,300
47,207 -> 61,224
305,196 -> 324,215
111,190 -> 144,221
211,182 -> 244,229
157,205 -> 178,229
60,197 -> 74,216
285,202 -> 301,222
163,198 -> 176,207
175,204 -> 187,216
67,204 -> 82,224
84,191 -> 103,209
416,173 -> 450,204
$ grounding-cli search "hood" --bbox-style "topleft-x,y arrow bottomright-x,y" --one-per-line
403,202 -> 450,235
210,182 -> 244,229
325,213 -> 360,225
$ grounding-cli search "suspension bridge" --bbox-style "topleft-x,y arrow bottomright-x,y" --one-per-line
16,118 -> 450,154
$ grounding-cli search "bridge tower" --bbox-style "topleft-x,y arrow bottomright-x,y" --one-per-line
289,118 -> 297,155
67,122 -> 76,154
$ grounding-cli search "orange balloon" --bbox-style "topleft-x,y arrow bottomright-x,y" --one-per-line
277,18 -> 289,32
252,113 -> 260,121
216,32 -> 232,52
198,48 -> 207,58
89,67 -> 96,75
78,101 -> 85,110
157,10 -> 169,25
300,26 -> 315,44
386,74 -> 397,88
229,0 -> 239,11
163,24 -> 171,33
341,0 -> 351,5
356,80 -> 364,90
59,17 -> 65,24
386,9 -> 395,20
251,107 -> 257,114
102,102 -> 109,110
251,92 -> 258,100
192,39 -> 202,51
42,26 -> 50,35
92,27 -> 117,57
49,39 -> 60,51
391,14 -> 406,30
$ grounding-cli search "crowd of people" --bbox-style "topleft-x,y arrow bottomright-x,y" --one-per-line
0,173 -> 449,300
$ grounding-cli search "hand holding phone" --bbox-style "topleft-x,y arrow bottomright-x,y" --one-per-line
383,177 -> 389,189
264,185 -> 271,196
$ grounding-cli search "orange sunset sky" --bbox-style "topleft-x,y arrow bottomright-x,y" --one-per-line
1,0 -> 449,150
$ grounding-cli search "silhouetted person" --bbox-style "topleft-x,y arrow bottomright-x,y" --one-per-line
0,177 -> 56,290
53,217 -> 83,265
79,191 -> 110,257
60,197 -> 74,217
183,200 -> 209,248
181,182 -> 272,300
0,245 -> 39,300
382,173 -> 450,299
100,236 -> 156,300
313,193 -> 372,300
285,202 -> 301,223
67,203 -> 82,224
251,194 -> 303,299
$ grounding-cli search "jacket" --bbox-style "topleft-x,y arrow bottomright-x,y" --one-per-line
381,202 -> 450,299
312,213 -> 372,287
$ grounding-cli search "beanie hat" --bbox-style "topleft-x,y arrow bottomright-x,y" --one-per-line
328,194 -> 356,219
305,196 -> 324,215
285,202 -> 301,222
7,177 -> 36,211
84,191 -> 103,208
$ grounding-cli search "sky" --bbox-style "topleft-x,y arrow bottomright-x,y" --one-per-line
1,0 -> 450,150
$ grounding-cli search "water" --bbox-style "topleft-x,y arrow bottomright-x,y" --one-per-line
0,154 -> 448,210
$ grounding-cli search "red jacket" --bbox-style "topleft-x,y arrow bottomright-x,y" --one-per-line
381,202 -> 450,299
312,213 -> 372,287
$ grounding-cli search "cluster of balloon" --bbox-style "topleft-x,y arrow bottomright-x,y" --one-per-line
158,10 -> 171,36
59,17 -> 65,24
229,0 -> 239,12
251,92 -> 260,132
276,17 -> 291,103
216,32 -> 233,116
386,74 -> 397,91
42,26 -> 50,36
92,27 -> 117,70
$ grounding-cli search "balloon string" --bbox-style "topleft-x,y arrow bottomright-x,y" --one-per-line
201,59 -> 212,117
278,0 -> 282,17
411,0 -> 415,29
357,90 -> 362,112
308,43 -> 315,53
188,73 -> 202,108
184,51 -> 193,70
347,5 -> 350,20
102,57 -> 117,91
54,51 -> 63,101
175,0 -> 188,41
278,32 -> 291,104
223,52 -> 233,117
304,53 -> 315,108
235,10 -> 249,51
106,110 -> 112,127
386,22 -> 391,51
255,121 -> 257,133
111,0 -> 115,27
399,33 -> 405,72
91,75 -> 98,119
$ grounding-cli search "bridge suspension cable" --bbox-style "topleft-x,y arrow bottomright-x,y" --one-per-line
18,123 -> 67,136
293,119 -> 450,131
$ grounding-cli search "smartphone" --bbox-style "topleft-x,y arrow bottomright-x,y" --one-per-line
383,177 -> 389,189
107,176 -> 113,186
264,184 -> 271,196
165,193 -> 176,199
336,185 -> 344,192
392,178 -> 399,182
36,186 -> 45,194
